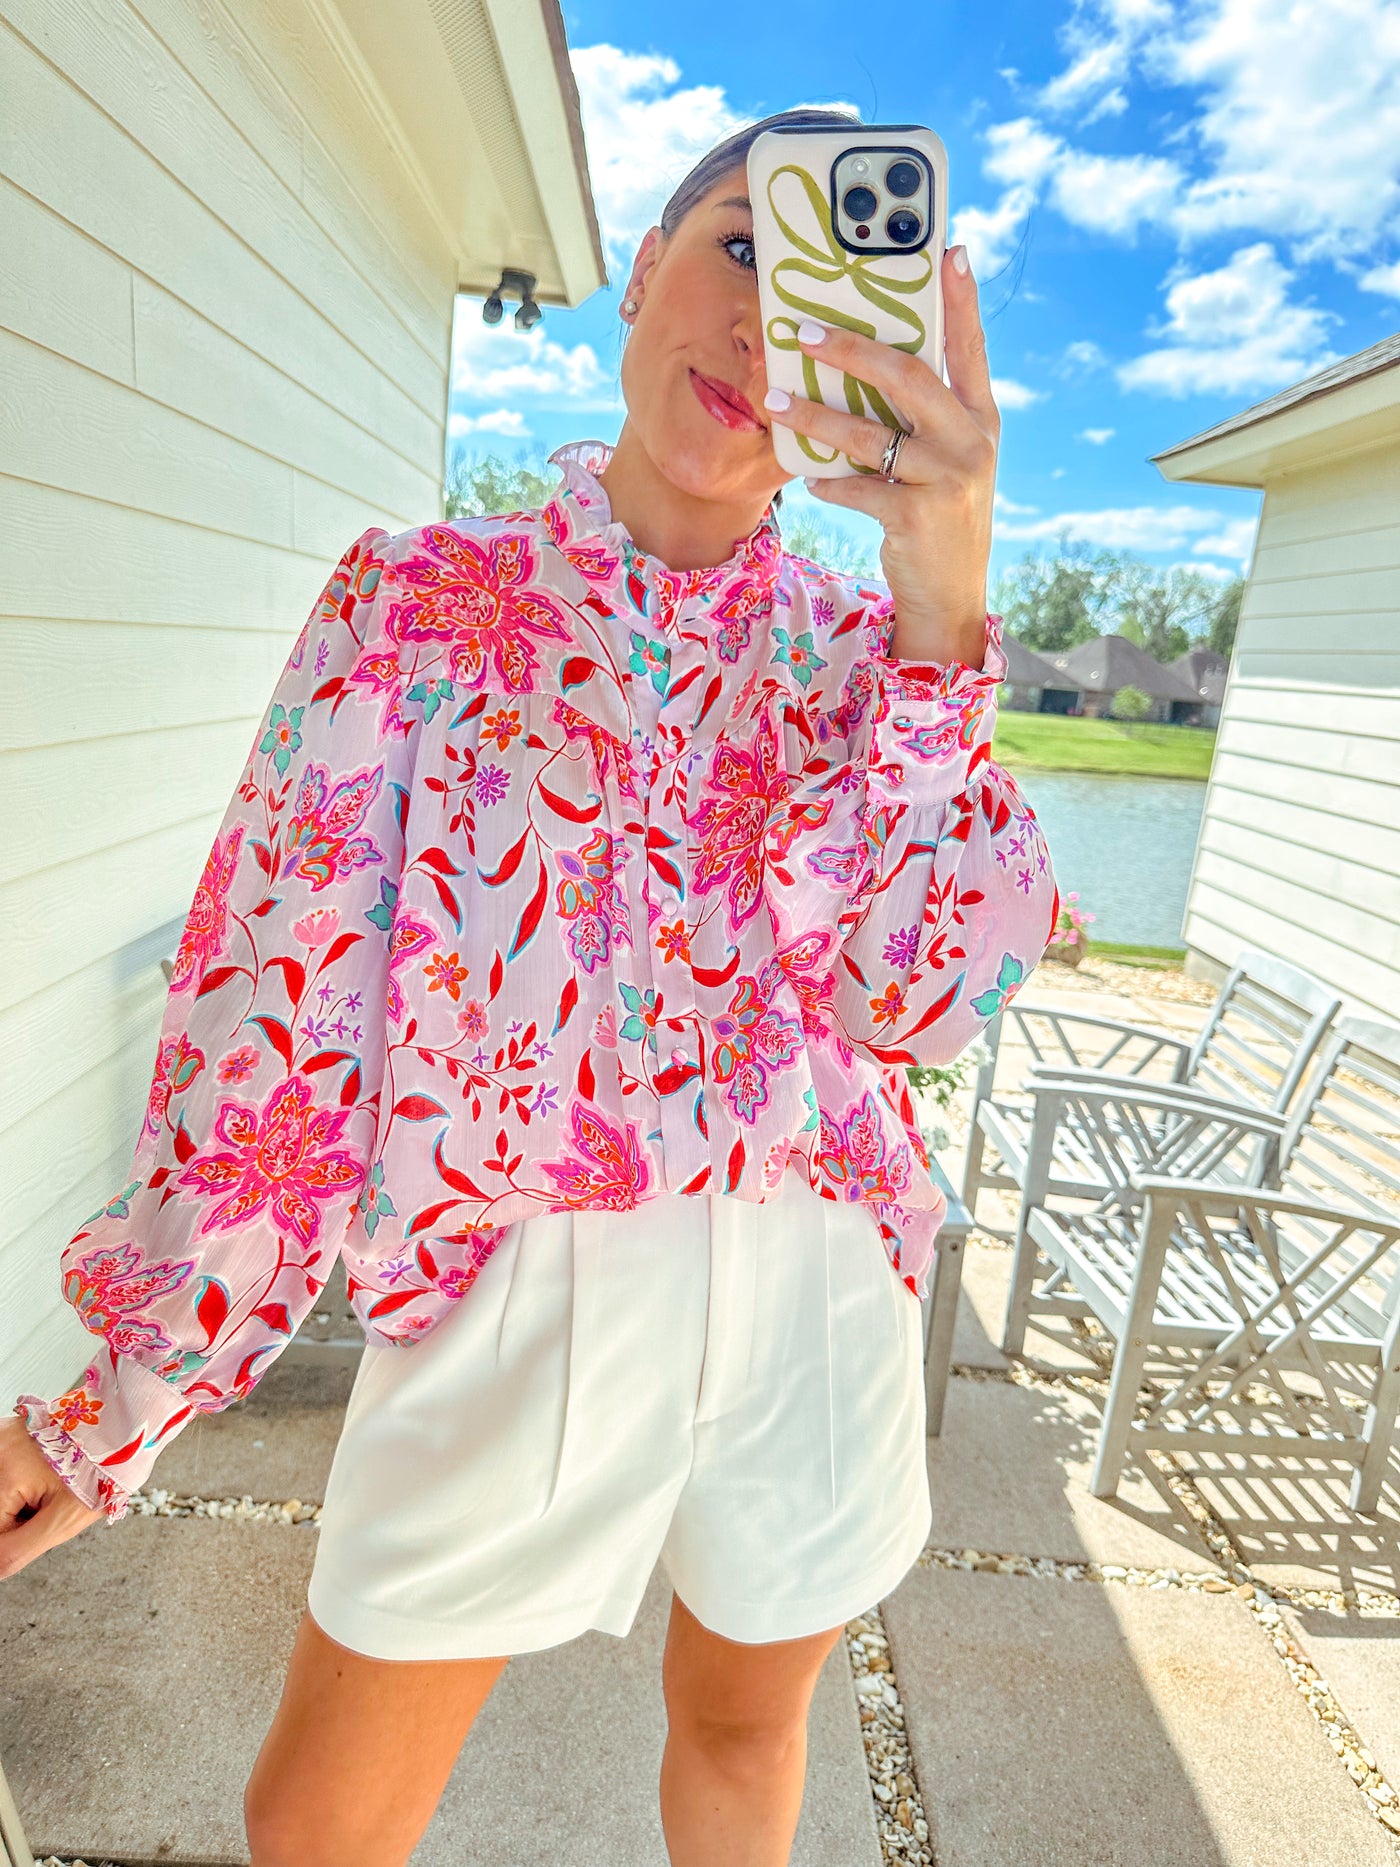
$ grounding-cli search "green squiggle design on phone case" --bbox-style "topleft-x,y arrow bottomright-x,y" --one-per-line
764,162 -> 933,469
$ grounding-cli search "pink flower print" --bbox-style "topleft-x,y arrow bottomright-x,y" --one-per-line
691,710 -> 789,929
539,1098 -> 654,1211
51,1383 -> 103,1432
386,525 -> 572,693
475,762 -> 510,807
457,999 -> 489,1041
281,763 -> 386,893
292,908 -> 341,949
709,974 -> 803,1125
762,1136 -> 793,1190
424,950 -> 469,1001
61,1238 -> 198,1358
592,1002 -> 618,1048
143,1033 -> 206,1143
816,1088 -> 913,1205
883,924 -> 919,968
170,825 -> 244,993
555,830 -> 631,975
218,1044 -> 261,1084
345,649 -> 409,738
177,1075 -> 364,1247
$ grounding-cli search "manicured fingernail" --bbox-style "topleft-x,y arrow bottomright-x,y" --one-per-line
950,244 -> 971,275
803,476 -> 820,491
763,387 -> 792,411
796,319 -> 827,345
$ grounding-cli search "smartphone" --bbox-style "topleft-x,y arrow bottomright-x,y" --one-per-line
748,123 -> 948,479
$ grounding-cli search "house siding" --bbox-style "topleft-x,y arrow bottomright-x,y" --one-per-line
1,0 -> 457,1401
1183,436 -> 1400,1020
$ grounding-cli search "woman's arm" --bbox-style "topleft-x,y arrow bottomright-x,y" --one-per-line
824,608 -> 1058,1069
11,528 -> 410,1521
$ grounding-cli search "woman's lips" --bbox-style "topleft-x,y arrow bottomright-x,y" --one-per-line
690,369 -> 764,432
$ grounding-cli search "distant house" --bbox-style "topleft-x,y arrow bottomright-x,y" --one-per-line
1153,328 -> 1400,1019
1172,646 -> 1230,728
3,0 -> 606,1404
1001,635 -> 1083,713
1046,634 -> 1201,723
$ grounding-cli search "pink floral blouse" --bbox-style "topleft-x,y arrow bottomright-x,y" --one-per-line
14,439 -> 1057,1523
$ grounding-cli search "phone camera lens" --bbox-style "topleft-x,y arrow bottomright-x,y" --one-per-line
886,160 -> 922,199
886,208 -> 923,246
843,184 -> 878,221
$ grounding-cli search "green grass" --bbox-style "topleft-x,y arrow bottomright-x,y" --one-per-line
993,711 -> 1216,780
1087,941 -> 1188,970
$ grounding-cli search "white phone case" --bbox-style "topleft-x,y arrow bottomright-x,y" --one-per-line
748,124 -> 948,478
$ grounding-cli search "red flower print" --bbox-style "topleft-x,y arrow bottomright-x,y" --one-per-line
655,917 -> 690,963
539,1098 -> 653,1210
387,525 -> 573,693
313,530 -> 384,630
170,825 -> 244,993
816,1089 -> 913,1205
423,950 -> 469,1001
51,1384 -> 103,1432
177,1076 -> 364,1247
691,710 -> 790,929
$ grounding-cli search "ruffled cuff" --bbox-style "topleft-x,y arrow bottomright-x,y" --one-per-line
862,611 -> 1006,805
12,1393 -> 132,1524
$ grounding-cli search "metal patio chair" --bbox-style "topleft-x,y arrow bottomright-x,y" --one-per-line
961,948 -> 1340,1237
1016,1015 -> 1400,1511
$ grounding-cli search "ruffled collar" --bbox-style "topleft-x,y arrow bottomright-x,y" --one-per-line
542,438 -> 784,611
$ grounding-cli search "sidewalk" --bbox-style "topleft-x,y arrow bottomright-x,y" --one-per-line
6,958 -> 1400,1866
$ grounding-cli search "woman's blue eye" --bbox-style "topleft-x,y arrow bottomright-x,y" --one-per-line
721,230 -> 756,270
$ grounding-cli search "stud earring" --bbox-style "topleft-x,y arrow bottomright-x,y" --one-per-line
622,298 -> 638,316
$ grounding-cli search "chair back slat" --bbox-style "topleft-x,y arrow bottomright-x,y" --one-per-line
1186,952 -> 1340,1115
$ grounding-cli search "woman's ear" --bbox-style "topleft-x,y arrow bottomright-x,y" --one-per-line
623,226 -> 665,314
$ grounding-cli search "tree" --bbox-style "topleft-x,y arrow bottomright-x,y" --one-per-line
780,507 -> 880,578
991,531 -> 1116,654
1206,576 -> 1244,658
1109,683 -> 1152,722
444,443 -> 561,519
1101,555 -> 1221,663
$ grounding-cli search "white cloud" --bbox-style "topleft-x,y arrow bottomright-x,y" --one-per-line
452,316 -> 621,410
1116,242 -> 1344,397
447,408 -> 532,439
1358,257 -> 1400,299
995,490 -> 1042,514
1188,516 -> 1260,568
1078,427 -> 1116,443
1062,339 -> 1111,372
994,500 -> 1245,553
991,377 -> 1047,410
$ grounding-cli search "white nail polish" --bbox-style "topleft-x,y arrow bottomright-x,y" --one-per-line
763,387 -> 792,411
950,245 -> 970,275
796,319 -> 827,345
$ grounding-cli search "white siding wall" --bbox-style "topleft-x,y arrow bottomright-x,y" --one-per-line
1,0 -> 456,1401
1183,435 -> 1400,1021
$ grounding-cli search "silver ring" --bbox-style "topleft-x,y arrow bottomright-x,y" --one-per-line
878,425 -> 911,482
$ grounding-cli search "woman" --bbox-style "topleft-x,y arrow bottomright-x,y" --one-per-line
2,107 -> 1054,1867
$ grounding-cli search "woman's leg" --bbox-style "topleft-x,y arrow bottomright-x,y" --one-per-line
659,1590 -> 847,1867
243,1606 -> 509,1867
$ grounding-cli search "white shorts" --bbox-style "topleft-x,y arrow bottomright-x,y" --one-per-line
306,1168 -> 932,1658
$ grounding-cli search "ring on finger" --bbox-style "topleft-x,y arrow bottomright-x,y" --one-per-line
878,425 -> 912,482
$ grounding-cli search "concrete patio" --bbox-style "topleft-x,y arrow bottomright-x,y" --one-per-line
6,959 -> 1400,1866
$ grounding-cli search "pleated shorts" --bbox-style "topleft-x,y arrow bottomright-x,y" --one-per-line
305,1167 -> 932,1659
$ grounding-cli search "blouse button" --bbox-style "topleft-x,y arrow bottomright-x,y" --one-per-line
670,1045 -> 692,1067
661,893 -> 682,919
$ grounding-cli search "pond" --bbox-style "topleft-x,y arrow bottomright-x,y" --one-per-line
1008,770 -> 1208,948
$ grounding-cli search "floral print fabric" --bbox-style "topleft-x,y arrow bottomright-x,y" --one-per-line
14,439 -> 1057,1522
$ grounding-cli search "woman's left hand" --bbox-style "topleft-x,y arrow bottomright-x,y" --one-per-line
762,243 -> 999,672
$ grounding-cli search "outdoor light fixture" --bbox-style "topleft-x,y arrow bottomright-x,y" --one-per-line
482,268 -> 541,332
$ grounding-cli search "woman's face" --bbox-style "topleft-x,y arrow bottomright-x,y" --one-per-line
618,166 -> 789,509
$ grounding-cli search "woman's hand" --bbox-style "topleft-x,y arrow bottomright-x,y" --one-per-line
0,1414 -> 106,1578
763,243 -> 999,672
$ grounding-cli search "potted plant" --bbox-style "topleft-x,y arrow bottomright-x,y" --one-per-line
1045,893 -> 1094,967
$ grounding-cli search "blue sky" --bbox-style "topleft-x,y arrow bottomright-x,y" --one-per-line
447,0 -> 1400,588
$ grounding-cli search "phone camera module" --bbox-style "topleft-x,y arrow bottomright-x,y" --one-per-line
843,184 -> 878,221
885,160 -> 922,199
886,207 -> 923,246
